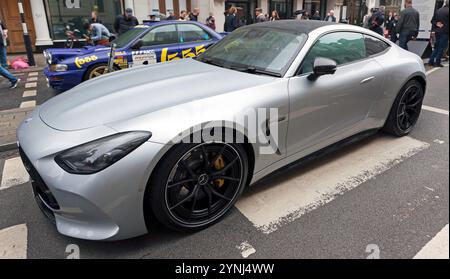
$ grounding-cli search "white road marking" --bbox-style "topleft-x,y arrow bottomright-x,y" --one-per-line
20,101 -> 36,108
236,136 -> 429,233
236,241 -> 256,258
426,64 -> 449,76
0,224 -> 28,259
23,90 -> 37,98
0,157 -> 29,190
27,77 -> 38,82
414,224 -> 449,259
28,72 -> 38,77
433,139 -> 445,144
25,82 -> 37,89
422,105 -> 449,116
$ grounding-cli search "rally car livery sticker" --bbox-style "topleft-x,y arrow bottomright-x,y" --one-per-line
131,50 -> 157,67
75,55 -> 98,69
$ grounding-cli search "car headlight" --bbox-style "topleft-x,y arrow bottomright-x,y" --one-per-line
50,64 -> 68,72
55,131 -> 152,175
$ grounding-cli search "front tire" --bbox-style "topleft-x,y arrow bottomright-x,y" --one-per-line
146,143 -> 248,232
383,80 -> 424,137
84,63 -> 110,81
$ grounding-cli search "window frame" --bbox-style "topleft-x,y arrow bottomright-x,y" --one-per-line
296,31 -> 377,76
363,34 -> 391,58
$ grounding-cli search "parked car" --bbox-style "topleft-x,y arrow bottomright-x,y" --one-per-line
43,21 -> 224,91
19,21 -> 426,240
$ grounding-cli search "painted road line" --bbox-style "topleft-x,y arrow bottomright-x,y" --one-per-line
236,136 -> 430,234
20,101 -> 36,109
27,77 -> 38,82
28,72 -> 38,77
23,90 -> 37,98
422,105 -> 449,116
236,241 -> 256,258
414,224 -> 449,259
426,64 -> 449,75
25,82 -> 37,89
0,224 -> 28,259
0,157 -> 29,190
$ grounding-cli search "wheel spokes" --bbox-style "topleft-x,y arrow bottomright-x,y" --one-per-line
211,175 -> 241,182
208,183 -> 233,201
167,178 -> 196,189
169,185 -> 199,210
211,157 -> 239,176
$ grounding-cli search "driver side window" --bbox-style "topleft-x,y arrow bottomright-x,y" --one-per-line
140,25 -> 178,47
301,32 -> 366,74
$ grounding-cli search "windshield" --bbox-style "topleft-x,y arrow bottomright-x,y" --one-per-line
112,28 -> 148,48
198,27 -> 307,76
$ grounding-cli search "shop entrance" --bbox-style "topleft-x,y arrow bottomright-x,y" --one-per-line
225,0 -> 257,25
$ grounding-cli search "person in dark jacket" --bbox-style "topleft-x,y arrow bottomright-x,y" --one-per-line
324,10 -> 336,22
224,7 -> 239,32
386,12 -> 399,42
206,13 -> 216,30
396,0 -> 420,50
369,6 -> 385,36
428,0 -> 449,67
189,8 -> 200,21
311,11 -> 321,20
114,8 -> 139,35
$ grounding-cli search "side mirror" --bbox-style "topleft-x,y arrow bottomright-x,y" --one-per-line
131,39 -> 143,50
308,57 -> 337,81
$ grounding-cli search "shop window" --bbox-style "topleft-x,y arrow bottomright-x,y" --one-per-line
45,0 -> 121,40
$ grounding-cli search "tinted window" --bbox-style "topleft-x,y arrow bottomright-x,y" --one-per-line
199,27 -> 307,75
178,24 -> 212,43
140,25 -> 178,47
302,32 -> 366,74
364,35 -> 390,56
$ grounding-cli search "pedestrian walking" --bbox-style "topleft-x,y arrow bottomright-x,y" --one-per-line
396,0 -> 420,50
254,8 -> 267,23
189,8 -> 200,21
324,10 -> 336,22
386,13 -> 399,43
363,9 -> 373,28
369,6 -> 385,36
206,13 -> 216,30
270,10 -> 280,21
428,0 -> 449,67
0,65 -> 20,89
224,7 -> 239,32
114,8 -> 139,35
0,18 -> 9,69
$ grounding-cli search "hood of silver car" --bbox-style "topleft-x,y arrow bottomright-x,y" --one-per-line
39,59 -> 275,131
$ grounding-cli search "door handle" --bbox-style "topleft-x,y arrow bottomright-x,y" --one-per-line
361,76 -> 375,84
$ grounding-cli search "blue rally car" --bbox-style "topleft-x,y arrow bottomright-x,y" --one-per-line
44,21 -> 225,91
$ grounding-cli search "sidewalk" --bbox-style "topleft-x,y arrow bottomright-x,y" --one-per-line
7,53 -> 46,74
0,107 -> 33,152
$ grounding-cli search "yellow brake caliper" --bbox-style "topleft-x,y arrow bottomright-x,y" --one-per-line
213,156 -> 225,187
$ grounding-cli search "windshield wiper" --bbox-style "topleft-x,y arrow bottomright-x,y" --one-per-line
198,57 -> 225,68
228,65 -> 282,77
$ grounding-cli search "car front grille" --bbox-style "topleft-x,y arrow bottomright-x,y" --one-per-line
19,147 -> 59,223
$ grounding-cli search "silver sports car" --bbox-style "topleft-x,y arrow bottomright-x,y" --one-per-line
18,21 -> 426,241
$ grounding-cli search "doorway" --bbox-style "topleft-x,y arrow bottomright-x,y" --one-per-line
0,0 -> 36,53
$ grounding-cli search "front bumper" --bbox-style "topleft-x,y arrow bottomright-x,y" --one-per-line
44,67 -> 85,92
17,108 -> 167,240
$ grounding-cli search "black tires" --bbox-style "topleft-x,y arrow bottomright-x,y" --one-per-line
146,143 -> 248,232
84,63 -> 110,81
383,79 -> 424,137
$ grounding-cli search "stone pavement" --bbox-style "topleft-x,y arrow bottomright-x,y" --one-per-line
0,107 -> 33,152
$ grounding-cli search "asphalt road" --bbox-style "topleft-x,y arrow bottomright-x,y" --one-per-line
0,66 -> 448,259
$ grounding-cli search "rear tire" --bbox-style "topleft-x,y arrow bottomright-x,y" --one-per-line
145,143 -> 248,232
383,79 -> 424,137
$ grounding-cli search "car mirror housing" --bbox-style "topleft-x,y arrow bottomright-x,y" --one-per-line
131,39 -> 144,50
308,57 -> 337,81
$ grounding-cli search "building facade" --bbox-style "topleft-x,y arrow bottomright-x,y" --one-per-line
0,0 -> 443,53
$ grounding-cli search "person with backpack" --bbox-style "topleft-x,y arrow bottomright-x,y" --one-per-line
369,6 -> 385,36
